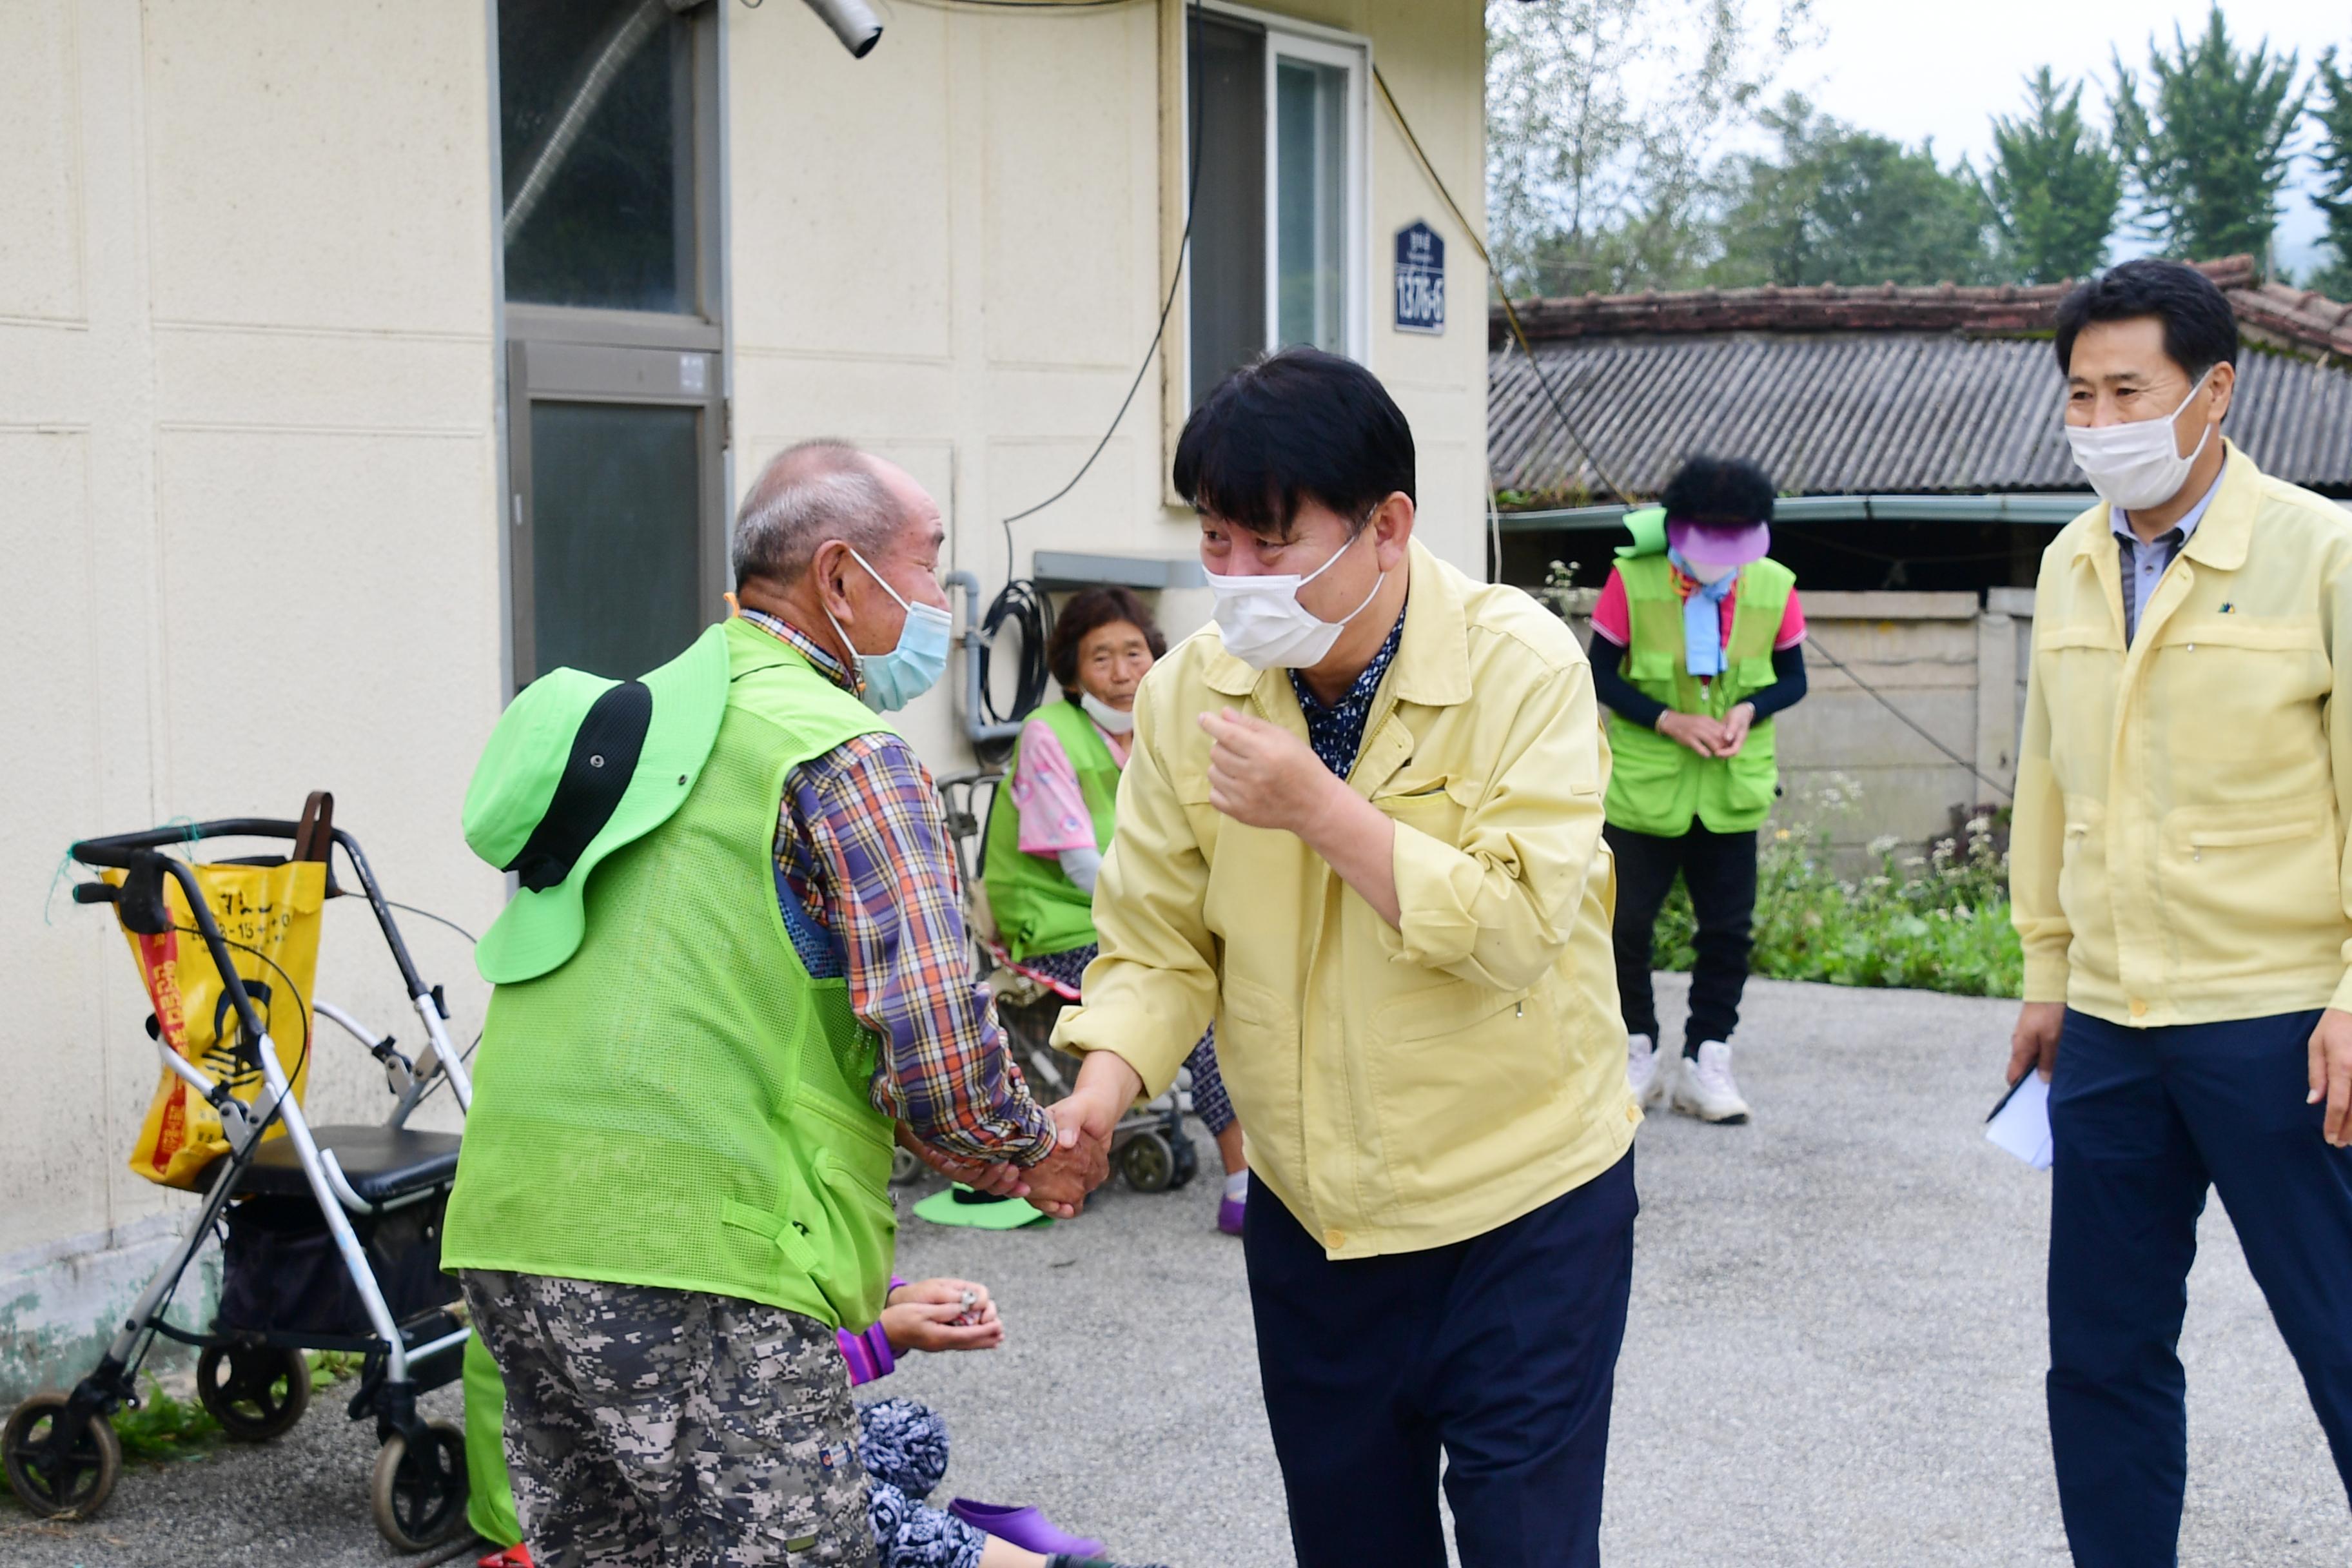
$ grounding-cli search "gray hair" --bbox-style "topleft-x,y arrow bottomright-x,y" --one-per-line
730,440 -> 902,587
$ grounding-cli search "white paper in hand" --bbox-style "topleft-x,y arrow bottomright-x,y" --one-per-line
1986,1072 -> 2053,1170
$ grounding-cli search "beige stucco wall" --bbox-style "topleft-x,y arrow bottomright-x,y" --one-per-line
1,0 -> 507,1381
1,0 -> 1489,1395
728,0 -> 1493,767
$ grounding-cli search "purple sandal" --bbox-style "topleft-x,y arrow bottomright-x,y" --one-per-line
947,1498 -> 1106,1558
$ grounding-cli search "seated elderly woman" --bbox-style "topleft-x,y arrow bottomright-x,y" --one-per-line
980,586 -> 1249,1233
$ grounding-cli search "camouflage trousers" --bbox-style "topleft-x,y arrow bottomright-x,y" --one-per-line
461,1270 -> 877,1568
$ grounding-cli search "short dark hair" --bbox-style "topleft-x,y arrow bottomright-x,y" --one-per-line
2053,259 -> 2239,381
1048,586 -> 1166,696
1172,348 -> 1415,541
1660,456 -> 1775,525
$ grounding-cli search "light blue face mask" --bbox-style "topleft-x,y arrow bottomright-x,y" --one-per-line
827,547 -> 952,712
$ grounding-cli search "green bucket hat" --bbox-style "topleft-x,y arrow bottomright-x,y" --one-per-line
1616,504 -> 1670,558
464,624 -> 731,984
912,1185 -> 1055,1231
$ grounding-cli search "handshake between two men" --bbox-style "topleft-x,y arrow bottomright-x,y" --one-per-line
895,1050 -> 1157,1219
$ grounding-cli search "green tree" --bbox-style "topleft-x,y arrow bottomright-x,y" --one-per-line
1983,68 -> 2122,284
1486,0 -> 1811,297
2312,48 -> 2352,298
1709,95 -> 1998,288
2109,5 -> 2306,268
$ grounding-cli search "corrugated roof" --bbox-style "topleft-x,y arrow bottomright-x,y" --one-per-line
1487,257 -> 2352,502
1491,333 -> 2352,498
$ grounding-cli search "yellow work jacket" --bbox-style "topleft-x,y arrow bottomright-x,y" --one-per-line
1052,540 -> 1636,1259
2012,441 -> 2352,1028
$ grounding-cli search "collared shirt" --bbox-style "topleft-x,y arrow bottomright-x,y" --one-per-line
1054,540 -> 1631,1259
2113,459 -> 2224,644
2013,440 -> 2352,1028
1289,609 -> 1407,777
736,607 -> 1055,1166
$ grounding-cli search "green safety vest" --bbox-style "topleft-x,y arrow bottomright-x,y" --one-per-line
1603,553 -> 1795,837
442,616 -> 899,1331
980,699 -> 1119,961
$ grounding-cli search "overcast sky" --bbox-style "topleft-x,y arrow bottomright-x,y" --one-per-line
1788,0 -> 2347,274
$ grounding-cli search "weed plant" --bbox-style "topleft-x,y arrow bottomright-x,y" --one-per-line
1647,778 -> 2024,998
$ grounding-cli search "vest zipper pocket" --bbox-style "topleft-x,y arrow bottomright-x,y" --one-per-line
721,1197 -> 819,1275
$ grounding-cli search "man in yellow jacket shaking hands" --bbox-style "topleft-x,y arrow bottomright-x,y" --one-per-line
1050,348 -> 1635,1568
2007,258 -> 2352,1566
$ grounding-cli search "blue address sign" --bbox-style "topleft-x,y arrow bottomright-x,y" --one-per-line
1393,220 -> 1445,335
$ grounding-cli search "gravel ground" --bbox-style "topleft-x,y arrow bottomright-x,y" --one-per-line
6,975 -> 2344,1567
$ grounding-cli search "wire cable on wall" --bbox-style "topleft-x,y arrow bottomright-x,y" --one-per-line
1802,633 -> 2015,800
976,577 -> 1055,735
955,0 -> 1204,747
1369,64 -> 1634,507
990,0 -> 1206,585
1378,69 -> 2014,807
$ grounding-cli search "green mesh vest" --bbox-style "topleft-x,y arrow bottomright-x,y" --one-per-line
1603,553 -> 1794,837
442,616 -> 898,1331
979,700 -> 1119,961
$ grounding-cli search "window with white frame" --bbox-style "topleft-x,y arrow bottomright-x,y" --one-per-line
1186,10 -> 1367,407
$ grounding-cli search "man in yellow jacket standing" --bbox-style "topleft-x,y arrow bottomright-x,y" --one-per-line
2008,258 -> 2352,1566
1050,348 -> 1634,1568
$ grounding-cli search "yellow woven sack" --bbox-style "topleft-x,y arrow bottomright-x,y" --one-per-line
108,859 -> 326,1189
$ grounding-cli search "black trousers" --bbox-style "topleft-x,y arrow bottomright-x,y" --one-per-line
1604,820 -> 1758,1054
1244,1155 -> 1637,1568
2048,1007 -> 2352,1565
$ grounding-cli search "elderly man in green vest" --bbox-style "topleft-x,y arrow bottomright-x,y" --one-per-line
440,441 -> 1102,1567
1587,455 -> 1810,1125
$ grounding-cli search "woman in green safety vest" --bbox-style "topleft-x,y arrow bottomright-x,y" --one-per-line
1588,456 -> 1810,1127
981,587 -> 1251,1234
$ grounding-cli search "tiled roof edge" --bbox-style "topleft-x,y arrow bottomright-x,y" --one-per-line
1490,256 -> 2352,362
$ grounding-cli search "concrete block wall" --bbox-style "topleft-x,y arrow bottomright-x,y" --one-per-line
1562,589 -> 2028,852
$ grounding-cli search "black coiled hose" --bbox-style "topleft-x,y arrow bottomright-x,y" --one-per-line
976,577 -> 1055,752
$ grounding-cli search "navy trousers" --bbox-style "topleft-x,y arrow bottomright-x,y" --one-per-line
2047,1007 -> 2352,1566
1244,1151 -> 1636,1568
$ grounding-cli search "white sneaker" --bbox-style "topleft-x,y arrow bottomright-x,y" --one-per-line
1631,1034 -> 1678,1109
1672,1040 -> 1751,1124
1626,1032 -> 1660,1099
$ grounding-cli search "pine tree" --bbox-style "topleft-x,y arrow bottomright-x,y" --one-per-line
1710,95 -> 1997,288
1984,68 -> 2122,284
2108,5 -> 2306,268
2312,48 -> 2352,299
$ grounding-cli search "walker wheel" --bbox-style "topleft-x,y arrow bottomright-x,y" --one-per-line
197,1344 -> 310,1441
1122,1130 -> 1177,1193
1169,1132 -> 1200,1190
890,1144 -> 923,1185
370,1419 -> 469,1551
2,1391 -> 122,1520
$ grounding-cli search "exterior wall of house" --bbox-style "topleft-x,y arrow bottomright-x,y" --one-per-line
727,0 -> 1494,768
1,0 -> 507,1402
1,0 -> 1488,1402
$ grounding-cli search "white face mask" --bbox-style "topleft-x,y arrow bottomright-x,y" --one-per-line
1205,525 -> 1386,671
1079,691 -> 1134,736
2064,369 -> 2214,512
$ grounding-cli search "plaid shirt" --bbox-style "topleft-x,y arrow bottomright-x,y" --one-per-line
738,609 -> 1055,1167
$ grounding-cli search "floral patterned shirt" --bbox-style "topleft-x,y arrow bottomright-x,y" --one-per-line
1289,607 -> 1406,779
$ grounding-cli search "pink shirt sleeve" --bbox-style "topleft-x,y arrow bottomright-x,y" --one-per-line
1008,717 -> 1098,856
1775,588 -> 1808,651
1590,566 -> 1632,643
